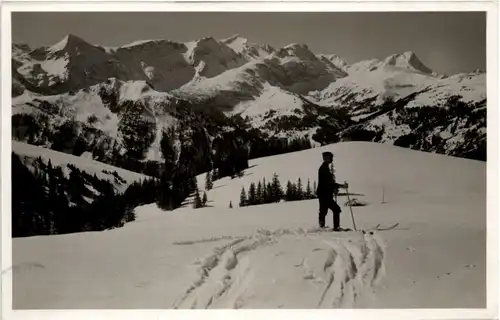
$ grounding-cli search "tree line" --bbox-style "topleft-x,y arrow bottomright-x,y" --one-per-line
238,173 -> 318,207
12,153 -> 159,237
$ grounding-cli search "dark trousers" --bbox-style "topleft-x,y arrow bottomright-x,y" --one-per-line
318,196 -> 341,228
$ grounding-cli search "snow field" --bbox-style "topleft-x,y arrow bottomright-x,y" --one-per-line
11,142 -> 487,310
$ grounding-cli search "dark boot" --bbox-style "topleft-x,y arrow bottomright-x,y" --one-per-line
333,212 -> 340,230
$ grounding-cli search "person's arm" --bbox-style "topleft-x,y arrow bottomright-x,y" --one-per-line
335,181 -> 349,189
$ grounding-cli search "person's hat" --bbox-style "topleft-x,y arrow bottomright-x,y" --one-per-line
322,151 -> 333,158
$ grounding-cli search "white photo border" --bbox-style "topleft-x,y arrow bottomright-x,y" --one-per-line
2,2 -> 498,320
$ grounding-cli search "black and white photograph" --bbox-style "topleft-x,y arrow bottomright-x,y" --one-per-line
3,6 -> 496,317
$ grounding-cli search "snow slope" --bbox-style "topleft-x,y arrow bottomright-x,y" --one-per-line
222,34 -> 275,60
228,82 -> 310,127
317,53 -> 349,72
12,140 -> 150,193
12,142 -> 487,310
315,63 -> 485,108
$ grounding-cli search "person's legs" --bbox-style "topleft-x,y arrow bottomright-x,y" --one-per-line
318,197 -> 328,228
333,211 -> 340,230
329,198 -> 342,230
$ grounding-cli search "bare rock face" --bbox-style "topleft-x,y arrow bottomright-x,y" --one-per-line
222,34 -> 275,60
14,34 -> 132,93
176,42 -> 348,105
262,44 -> 348,94
12,34 -> 250,95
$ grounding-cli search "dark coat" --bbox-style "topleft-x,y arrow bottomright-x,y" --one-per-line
316,162 -> 340,198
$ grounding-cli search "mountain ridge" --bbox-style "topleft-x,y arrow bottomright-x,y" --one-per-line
13,33 -> 483,80
11,33 -> 487,178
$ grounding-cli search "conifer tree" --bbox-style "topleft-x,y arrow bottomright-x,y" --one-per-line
262,178 -> 267,202
296,177 -> 303,200
188,175 -> 197,195
229,201 -> 233,209
256,181 -> 263,204
305,178 -> 313,199
202,192 -> 208,207
285,180 -> 294,201
291,182 -> 298,200
193,185 -> 202,209
248,182 -> 257,205
266,182 -> 273,203
156,173 -> 173,210
239,187 -> 248,207
205,171 -> 213,190
271,173 -> 283,202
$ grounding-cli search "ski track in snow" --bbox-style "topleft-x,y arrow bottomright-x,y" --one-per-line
171,227 -> 386,309
315,232 -> 386,308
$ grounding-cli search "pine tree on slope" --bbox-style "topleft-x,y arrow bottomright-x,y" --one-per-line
256,181 -> 263,205
271,173 -> 283,202
291,181 -> 298,201
240,187 -> 248,207
285,180 -> 294,201
193,187 -> 203,209
205,171 -> 213,190
305,178 -> 313,199
248,182 -> 257,205
262,178 -> 268,202
202,192 -> 208,207
296,177 -> 303,200
266,182 -> 273,203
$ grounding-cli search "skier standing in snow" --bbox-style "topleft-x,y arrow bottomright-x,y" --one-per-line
316,151 -> 348,230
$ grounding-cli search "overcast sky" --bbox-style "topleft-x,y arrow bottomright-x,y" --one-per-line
12,12 -> 486,75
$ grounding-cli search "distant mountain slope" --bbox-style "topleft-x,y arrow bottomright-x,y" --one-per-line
312,53 -> 485,109
12,140 -> 157,237
12,78 -> 183,167
307,52 -> 486,160
13,140 -> 150,194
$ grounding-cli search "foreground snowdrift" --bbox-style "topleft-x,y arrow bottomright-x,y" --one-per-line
12,142 -> 486,309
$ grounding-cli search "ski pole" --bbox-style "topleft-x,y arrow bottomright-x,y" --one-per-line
345,183 -> 357,231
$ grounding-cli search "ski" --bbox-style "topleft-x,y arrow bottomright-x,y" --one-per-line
374,222 -> 399,231
307,227 -> 352,233
327,227 -> 352,232
307,223 -> 399,234
325,223 -> 399,233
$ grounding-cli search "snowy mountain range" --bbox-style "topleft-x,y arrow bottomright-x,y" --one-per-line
12,33 -> 486,177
